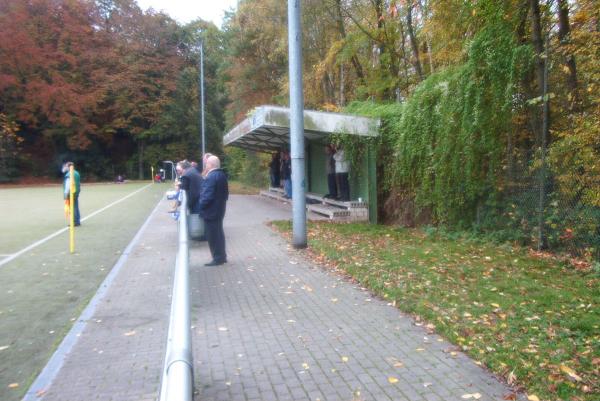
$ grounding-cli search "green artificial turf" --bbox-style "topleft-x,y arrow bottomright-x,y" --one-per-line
0,182 -> 168,401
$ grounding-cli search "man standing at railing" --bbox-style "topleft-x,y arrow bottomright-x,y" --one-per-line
177,160 -> 203,214
198,155 -> 229,266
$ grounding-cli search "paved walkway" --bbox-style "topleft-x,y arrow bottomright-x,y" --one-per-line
30,195 -> 518,401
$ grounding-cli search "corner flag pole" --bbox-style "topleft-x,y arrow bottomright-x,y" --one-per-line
69,164 -> 75,253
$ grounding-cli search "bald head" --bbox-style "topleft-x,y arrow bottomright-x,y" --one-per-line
206,155 -> 220,170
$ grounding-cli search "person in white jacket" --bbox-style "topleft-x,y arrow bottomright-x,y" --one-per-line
333,146 -> 350,201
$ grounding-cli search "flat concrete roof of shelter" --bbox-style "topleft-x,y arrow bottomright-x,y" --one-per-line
223,105 -> 379,152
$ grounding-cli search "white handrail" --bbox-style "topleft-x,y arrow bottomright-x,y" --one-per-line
159,191 -> 193,401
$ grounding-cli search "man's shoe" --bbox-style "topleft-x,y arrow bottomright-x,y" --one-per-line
204,260 -> 226,266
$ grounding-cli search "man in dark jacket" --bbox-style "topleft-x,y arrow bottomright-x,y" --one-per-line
177,160 -> 203,213
198,155 -> 229,266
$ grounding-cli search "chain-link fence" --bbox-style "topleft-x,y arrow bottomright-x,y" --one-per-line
476,156 -> 600,262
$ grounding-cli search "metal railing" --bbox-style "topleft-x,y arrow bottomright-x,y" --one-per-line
159,191 -> 193,401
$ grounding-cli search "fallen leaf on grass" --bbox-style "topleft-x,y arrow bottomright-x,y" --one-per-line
388,376 -> 399,384
527,395 -> 540,401
559,364 -> 582,382
507,371 -> 517,385
8,383 -> 18,389
461,393 -> 481,399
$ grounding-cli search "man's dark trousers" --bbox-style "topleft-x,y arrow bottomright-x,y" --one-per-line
204,217 -> 226,263
73,192 -> 81,225
327,173 -> 337,199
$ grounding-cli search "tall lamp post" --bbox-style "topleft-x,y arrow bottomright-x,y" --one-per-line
288,0 -> 307,248
199,40 -> 206,160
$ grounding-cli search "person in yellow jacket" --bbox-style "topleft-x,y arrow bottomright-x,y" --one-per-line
62,162 -> 81,226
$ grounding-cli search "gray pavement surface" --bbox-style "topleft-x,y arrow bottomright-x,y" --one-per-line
31,194 -> 518,401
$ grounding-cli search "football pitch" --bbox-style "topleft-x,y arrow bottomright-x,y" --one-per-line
0,182 -> 169,401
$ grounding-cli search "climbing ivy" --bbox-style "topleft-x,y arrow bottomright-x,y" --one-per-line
342,19 -> 533,226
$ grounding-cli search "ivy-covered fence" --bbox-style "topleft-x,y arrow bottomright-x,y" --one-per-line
342,21 -> 599,262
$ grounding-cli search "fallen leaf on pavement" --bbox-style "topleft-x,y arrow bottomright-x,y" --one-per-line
388,377 -> 399,384
461,393 -> 482,399
0,345 -> 9,351
124,331 -> 136,336
342,356 -> 349,362
302,363 -> 309,370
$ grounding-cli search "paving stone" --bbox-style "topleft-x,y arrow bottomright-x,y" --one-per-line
31,195 -> 519,401
192,196 -> 517,401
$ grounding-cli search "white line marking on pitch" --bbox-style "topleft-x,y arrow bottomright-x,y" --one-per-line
0,183 -> 153,268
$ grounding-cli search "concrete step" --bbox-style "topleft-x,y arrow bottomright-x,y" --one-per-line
307,204 -> 351,219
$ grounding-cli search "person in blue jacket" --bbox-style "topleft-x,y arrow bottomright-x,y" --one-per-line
198,155 -> 229,266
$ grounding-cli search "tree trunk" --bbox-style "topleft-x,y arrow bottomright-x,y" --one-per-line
530,0 -> 545,97
417,0 -> 434,73
557,0 -> 578,104
334,0 -> 364,81
406,0 -> 424,80
374,0 -> 385,56
339,64 -> 345,107
398,19 -> 411,93
137,140 -> 144,180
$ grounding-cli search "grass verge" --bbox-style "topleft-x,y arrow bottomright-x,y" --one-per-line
272,221 -> 599,401
228,180 -> 260,195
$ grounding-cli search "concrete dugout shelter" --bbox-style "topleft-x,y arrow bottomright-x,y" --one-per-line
223,105 -> 380,222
